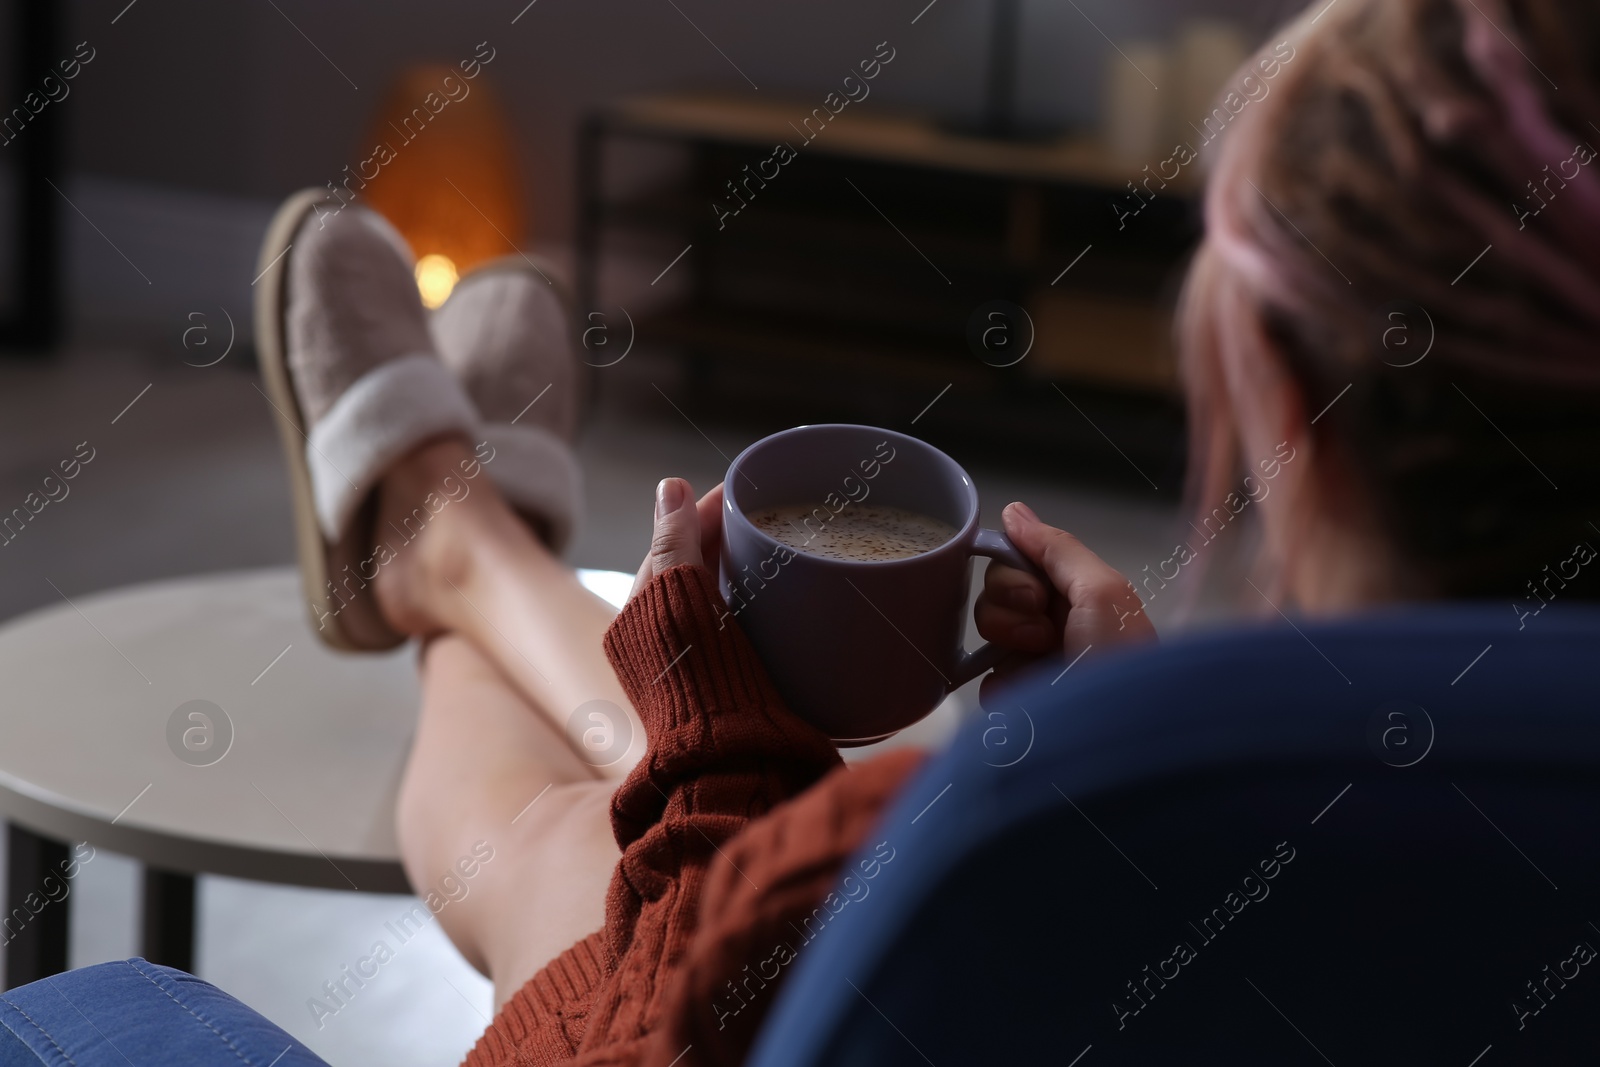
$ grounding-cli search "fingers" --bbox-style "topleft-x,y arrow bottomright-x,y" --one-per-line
974,604 -> 1058,654
975,564 -> 1057,654
983,560 -> 1051,614
1000,502 -> 1156,655
1001,503 -> 1124,603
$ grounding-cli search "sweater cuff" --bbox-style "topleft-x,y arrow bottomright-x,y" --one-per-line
603,564 -> 843,847
604,564 -> 797,737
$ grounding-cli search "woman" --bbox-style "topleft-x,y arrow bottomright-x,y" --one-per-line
4,0 -> 1594,1064
281,0 -> 1600,1063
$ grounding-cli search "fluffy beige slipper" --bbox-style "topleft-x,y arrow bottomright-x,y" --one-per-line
430,254 -> 584,551
254,190 -> 480,651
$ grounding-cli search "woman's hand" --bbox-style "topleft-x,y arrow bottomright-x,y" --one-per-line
975,502 -> 1156,693
628,478 -> 725,602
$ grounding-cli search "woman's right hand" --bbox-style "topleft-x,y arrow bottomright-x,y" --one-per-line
974,502 -> 1156,693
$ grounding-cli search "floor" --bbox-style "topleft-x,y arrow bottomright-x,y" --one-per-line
0,263 -> 1234,1064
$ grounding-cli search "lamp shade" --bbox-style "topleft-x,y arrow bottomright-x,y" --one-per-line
357,65 -> 526,305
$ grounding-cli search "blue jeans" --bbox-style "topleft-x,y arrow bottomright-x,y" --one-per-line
0,959 -> 330,1066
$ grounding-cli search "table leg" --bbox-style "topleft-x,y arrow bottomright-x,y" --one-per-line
140,868 -> 196,973
3,824 -> 71,989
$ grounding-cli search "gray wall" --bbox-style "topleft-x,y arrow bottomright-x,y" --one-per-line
62,0 -> 1302,242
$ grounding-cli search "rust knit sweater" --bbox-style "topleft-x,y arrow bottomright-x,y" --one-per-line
462,564 -> 926,1067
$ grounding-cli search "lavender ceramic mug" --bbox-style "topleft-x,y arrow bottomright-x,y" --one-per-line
718,424 -> 1035,743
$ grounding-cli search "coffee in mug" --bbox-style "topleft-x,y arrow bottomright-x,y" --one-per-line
746,503 -> 958,562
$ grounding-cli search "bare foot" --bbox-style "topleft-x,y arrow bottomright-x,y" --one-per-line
363,433 -> 644,777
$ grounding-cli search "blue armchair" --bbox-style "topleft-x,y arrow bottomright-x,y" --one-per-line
749,605 -> 1600,1066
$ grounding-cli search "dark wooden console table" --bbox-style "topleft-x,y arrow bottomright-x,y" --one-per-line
575,91 -> 1200,481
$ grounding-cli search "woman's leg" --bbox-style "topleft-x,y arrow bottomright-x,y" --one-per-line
379,439 -> 802,1012
373,434 -> 647,776
375,435 -> 642,1003
397,633 -> 619,1008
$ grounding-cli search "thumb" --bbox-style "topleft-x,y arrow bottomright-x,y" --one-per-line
1001,501 -> 1085,588
650,477 -> 703,576
1001,501 -> 1132,609
1001,501 -> 1152,651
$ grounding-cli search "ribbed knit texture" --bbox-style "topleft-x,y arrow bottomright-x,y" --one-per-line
462,564 -> 924,1067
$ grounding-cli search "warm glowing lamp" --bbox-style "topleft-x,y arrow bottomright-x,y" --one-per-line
414,253 -> 460,309
357,65 -> 526,307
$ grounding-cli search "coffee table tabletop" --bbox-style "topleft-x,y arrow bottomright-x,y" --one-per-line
0,568 -> 421,892
0,565 -> 632,986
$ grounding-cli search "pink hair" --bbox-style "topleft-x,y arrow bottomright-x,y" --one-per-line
1178,0 -> 1600,603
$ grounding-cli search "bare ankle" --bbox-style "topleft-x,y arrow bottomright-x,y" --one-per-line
370,435 -> 507,635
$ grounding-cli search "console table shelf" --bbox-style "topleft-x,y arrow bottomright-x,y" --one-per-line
576,91 -> 1198,480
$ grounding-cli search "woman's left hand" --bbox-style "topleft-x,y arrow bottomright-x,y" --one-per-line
628,478 -> 725,602
974,501 -> 1156,701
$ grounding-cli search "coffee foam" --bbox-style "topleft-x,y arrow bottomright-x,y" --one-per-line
747,502 -> 956,561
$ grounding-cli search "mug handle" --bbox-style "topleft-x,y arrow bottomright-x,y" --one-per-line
949,527 -> 1045,688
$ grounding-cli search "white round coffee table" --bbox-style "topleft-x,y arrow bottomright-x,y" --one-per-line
0,565 -> 631,989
